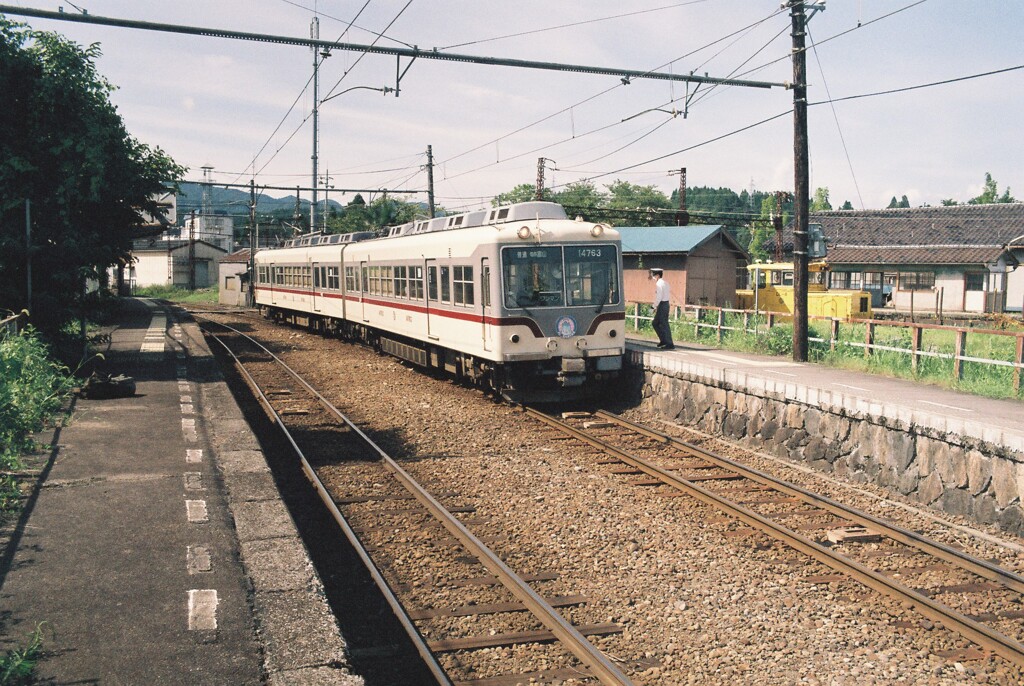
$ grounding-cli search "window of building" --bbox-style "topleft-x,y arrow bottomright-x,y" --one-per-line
849,272 -> 863,290
899,271 -> 935,290
453,265 -> 474,306
864,272 -> 883,289
965,272 -> 986,292
831,272 -> 850,289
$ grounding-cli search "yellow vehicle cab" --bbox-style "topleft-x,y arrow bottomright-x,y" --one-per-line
735,261 -> 872,319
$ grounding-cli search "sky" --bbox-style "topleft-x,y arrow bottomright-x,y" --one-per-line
4,0 -> 1023,216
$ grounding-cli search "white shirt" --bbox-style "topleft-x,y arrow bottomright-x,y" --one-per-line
654,276 -> 670,305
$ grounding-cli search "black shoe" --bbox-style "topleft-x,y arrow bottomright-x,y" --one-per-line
656,343 -> 665,348
664,345 -> 675,350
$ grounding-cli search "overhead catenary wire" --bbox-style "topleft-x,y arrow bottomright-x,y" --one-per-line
807,24 -> 865,211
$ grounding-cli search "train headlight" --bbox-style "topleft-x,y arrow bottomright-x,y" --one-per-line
609,329 -> 617,338
510,334 -> 520,343
517,226 -> 532,239
590,224 -> 606,238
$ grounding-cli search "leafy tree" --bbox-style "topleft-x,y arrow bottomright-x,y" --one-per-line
941,198 -> 958,206
810,187 -> 832,212
887,196 -> 899,209
603,180 -> 673,226
840,200 -> 854,210
0,19 -> 184,333
553,181 -> 606,221
493,183 -> 547,206
747,196 -> 777,262
968,172 -> 1015,205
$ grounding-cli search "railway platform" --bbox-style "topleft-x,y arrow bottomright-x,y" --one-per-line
0,297 -> 360,685
628,339 -> 1024,453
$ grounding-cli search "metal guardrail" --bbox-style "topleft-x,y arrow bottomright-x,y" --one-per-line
626,302 -> 1024,392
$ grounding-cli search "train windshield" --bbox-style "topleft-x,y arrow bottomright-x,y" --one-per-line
565,245 -> 619,307
501,244 -> 619,309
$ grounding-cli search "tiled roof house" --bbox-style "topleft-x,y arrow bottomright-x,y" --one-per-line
773,203 -> 1024,313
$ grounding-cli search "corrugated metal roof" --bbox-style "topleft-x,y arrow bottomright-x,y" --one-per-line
618,225 -> 725,254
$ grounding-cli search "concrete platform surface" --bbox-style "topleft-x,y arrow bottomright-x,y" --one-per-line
0,298 -> 362,685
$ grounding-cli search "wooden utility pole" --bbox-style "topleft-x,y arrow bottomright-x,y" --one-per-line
790,0 -> 810,362
426,145 -> 436,218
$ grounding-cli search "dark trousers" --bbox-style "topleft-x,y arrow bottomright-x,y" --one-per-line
653,301 -> 673,347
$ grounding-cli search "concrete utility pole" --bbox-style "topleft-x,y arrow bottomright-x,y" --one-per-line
310,17 -> 320,234
790,0 -> 811,362
535,157 -> 546,201
188,209 -> 196,290
249,179 -> 257,306
426,145 -> 436,218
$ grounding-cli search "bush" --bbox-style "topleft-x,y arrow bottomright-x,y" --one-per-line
0,328 -> 73,511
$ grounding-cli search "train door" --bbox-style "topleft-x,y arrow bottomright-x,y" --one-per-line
312,261 -> 322,312
426,259 -> 439,340
360,260 -> 369,322
481,257 -> 493,352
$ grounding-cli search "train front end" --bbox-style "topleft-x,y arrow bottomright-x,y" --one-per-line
496,219 -> 625,400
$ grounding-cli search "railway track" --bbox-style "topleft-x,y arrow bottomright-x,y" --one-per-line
197,315 -> 636,686
532,408 -> 1024,670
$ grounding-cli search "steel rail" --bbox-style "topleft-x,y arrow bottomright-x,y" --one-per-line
1,6 -> 781,89
200,317 -> 634,686
525,408 -> 1024,669
203,328 -> 454,686
595,410 -> 1024,595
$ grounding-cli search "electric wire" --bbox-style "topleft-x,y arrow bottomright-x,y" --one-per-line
235,0 -> 379,183
437,0 -> 711,51
276,0 -> 416,48
807,24 -> 865,211
730,0 -> 931,83
809,64 -> 1024,106
436,6 -> 787,169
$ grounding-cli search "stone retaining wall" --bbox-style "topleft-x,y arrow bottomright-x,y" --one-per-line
628,361 -> 1024,535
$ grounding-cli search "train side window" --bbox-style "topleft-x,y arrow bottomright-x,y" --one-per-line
313,268 -> 321,288
440,266 -> 451,303
394,266 -> 408,298
345,266 -> 357,292
481,264 -> 491,308
428,266 -> 438,301
410,265 -> 424,300
454,265 -> 474,306
327,266 -> 340,290
383,266 -> 394,296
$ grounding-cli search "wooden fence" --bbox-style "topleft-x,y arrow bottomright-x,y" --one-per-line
627,302 -> 1024,392
0,312 -> 23,337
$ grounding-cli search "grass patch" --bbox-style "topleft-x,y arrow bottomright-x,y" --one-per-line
0,625 -> 44,685
133,285 -> 218,304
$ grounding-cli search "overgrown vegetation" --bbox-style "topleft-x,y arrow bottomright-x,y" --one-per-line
633,309 -> 1023,400
132,286 -> 218,304
0,328 -> 73,512
0,624 -> 44,685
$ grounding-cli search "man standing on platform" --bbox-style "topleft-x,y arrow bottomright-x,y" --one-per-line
650,268 -> 674,350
